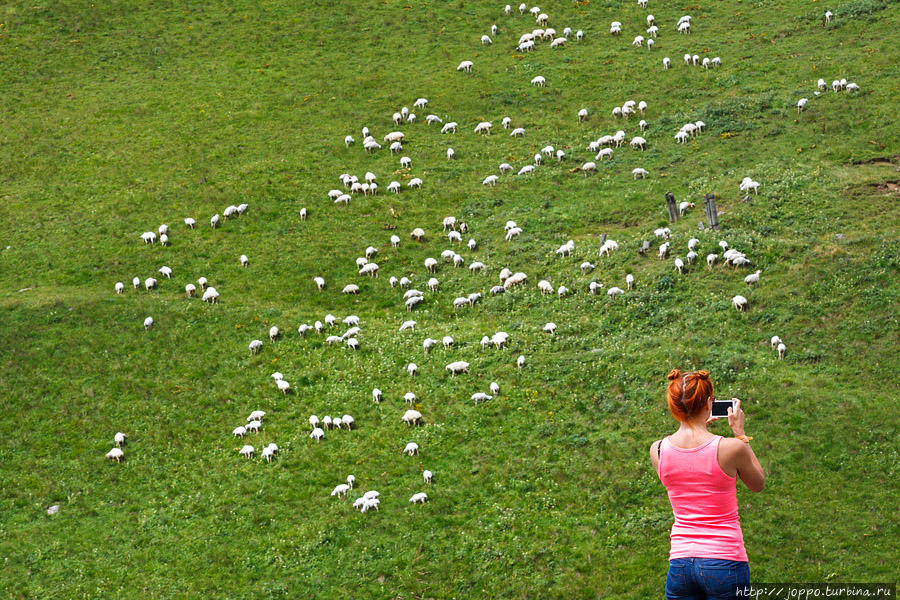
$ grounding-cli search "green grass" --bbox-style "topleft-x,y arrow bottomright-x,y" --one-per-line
1,0 -> 898,598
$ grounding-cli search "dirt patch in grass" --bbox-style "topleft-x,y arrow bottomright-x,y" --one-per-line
849,155 -> 899,167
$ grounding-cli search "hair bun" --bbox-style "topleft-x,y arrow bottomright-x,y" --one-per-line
695,370 -> 710,380
667,369 -> 681,381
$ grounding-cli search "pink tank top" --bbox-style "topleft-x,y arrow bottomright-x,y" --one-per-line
657,435 -> 747,562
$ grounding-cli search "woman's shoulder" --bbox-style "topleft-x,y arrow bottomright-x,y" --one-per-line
718,436 -> 750,461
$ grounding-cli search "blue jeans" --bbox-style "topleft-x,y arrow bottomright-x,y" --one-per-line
665,558 -> 750,599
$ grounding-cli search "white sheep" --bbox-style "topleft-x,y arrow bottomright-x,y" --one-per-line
679,201 -> 695,215
408,178 -> 423,189
744,270 -> 761,285
342,284 -> 359,294
445,360 -> 469,375
238,445 -> 254,458
777,342 -> 787,360
402,409 -> 422,426
233,426 -> 247,438
581,161 -> 597,175
596,148 -> 613,161
400,156 -> 412,168
114,432 -> 127,447
511,127 -> 526,137
663,56 -> 671,69
457,60 -> 474,72
543,322 -> 557,334
606,287 -> 625,299
276,379 -> 290,394
201,287 -> 219,303
517,355 -> 526,369
331,484 -> 350,497
143,316 -> 154,330
732,295 -> 748,312
310,427 -> 324,441
630,136 -> 647,150
407,363 -> 418,376
184,217 -> 196,229
403,442 -> 419,456
632,168 -> 649,179
246,420 -> 261,433
503,272 -> 527,289
106,448 -> 124,463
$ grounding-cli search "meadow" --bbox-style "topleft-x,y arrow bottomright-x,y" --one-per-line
0,0 -> 898,598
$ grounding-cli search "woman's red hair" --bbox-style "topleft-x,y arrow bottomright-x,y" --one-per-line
666,369 -> 713,421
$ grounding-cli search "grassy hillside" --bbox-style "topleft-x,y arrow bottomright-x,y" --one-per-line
0,0 -> 897,598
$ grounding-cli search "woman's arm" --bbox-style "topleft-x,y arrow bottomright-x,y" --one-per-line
726,399 -> 765,492
649,440 -> 661,472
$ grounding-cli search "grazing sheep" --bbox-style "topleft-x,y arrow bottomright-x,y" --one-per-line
518,165 -> 534,176
674,258 -> 685,274
582,161 -> 597,175
445,360 -> 469,375
630,136 -> 647,150
402,409 -> 422,426
457,60 -> 474,72
441,122 -> 458,133
511,127 -> 526,138
481,34 -> 492,45
143,316 -> 154,330
744,270 -> 761,285
403,442 -> 419,456
732,295 -> 748,312
797,98 -> 808,113
269,326 -> 280,342
233,426 -> 247,438
777,342 -> 786,360
407,363 -> 418,377
249,340 -> 263,354
596,148 -> 613,161
346,337 -> 359,351
543,322 -> 557,334
310,427 -> 324,442
201,287 -> 219,303
632,168 -> 649,179
410,228 -> 426,242
608,287 -> 625,298
184,217 -> 196,229
276,379 -> 290,394
663,57 -> 671,69
238,445 -> 254,458
409,492 -> 428,504
114,432 -> 127,447
332,484 -> 350,497
342,284 -> 359,294
400,156 -> 412,168
372,388 -> 383,403
517,355 -> 526,369
106,447 -> 126,463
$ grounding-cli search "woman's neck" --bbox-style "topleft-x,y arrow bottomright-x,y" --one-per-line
675,419 -> 711,440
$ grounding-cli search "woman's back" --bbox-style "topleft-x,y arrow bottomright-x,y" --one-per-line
658,435 -> 747,562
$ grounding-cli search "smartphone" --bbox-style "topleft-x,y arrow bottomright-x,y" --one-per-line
711,399 -> 736,418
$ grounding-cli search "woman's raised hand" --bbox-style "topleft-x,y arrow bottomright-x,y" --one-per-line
728,399 -> 746,437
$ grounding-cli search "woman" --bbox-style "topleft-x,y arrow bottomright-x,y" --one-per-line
650,369 -> 765,600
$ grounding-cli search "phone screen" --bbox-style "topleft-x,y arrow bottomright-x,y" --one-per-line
711,400 -> 734,418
